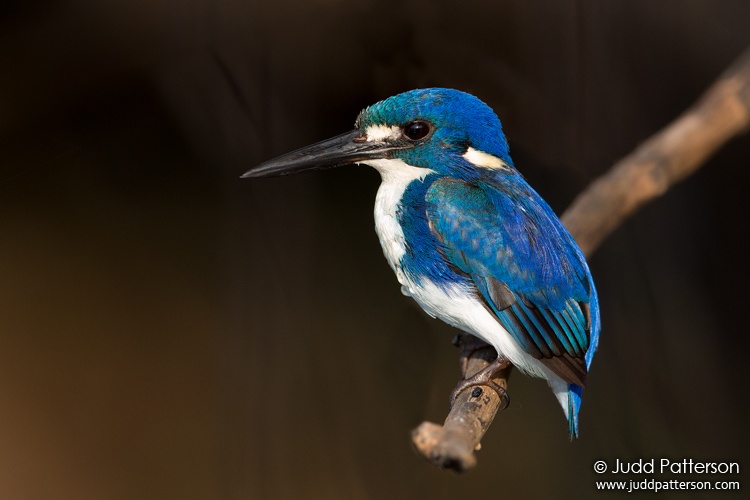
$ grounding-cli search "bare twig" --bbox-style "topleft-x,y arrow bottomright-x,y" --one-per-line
563,46 -> 750,255
411,46 -> 750,472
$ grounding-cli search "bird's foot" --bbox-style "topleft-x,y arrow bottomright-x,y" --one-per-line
449,354 -> 511,408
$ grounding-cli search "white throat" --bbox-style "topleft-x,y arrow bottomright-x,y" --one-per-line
361,158 -> 433,279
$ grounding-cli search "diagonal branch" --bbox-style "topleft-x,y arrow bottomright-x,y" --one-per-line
563,47 -> 750,255
411,45 -> 750,472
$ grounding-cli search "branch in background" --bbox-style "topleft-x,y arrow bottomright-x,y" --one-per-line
563,46 -> 750,255
411,45 -> 750,472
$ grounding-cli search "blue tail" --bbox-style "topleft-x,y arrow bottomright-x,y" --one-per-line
567,384 -> 583,439
566,266 -> 600,439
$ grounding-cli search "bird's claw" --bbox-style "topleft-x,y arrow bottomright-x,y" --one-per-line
449,355 -> 511,409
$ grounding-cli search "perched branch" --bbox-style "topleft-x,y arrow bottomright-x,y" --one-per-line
411,336 -> 510,472
411,46 -> 750,472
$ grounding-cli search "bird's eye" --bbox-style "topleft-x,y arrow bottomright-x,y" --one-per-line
402,121 -> 431,141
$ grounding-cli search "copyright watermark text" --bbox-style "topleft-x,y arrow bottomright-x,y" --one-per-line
593,459 -> 739,475
593,458 -> 740,493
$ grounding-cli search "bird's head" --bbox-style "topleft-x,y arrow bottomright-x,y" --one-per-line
242,88 -> 514,180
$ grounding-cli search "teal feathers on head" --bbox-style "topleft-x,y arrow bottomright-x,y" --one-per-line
355,88 -> 513,168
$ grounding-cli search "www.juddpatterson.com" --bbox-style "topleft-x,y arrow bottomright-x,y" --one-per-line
593,459 -> 740,493
596,478 -> 740,493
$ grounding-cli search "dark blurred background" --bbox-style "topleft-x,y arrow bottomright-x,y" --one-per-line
2,1 -> 749,498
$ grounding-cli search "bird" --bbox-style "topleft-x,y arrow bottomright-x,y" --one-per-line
242,88 -> 600,437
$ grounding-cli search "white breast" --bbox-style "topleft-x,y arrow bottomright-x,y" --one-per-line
363,158 -> 433,285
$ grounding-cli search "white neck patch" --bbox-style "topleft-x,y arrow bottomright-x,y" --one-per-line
463,147 -> 509,170
362,158 -> 433,184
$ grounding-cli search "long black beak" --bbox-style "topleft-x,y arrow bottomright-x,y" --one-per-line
241,130 -> 410,178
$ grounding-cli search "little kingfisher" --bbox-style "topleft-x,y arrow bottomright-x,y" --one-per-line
242,88 -> 600,437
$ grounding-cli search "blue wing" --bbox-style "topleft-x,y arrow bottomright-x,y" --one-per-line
425,176 -> 597,389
